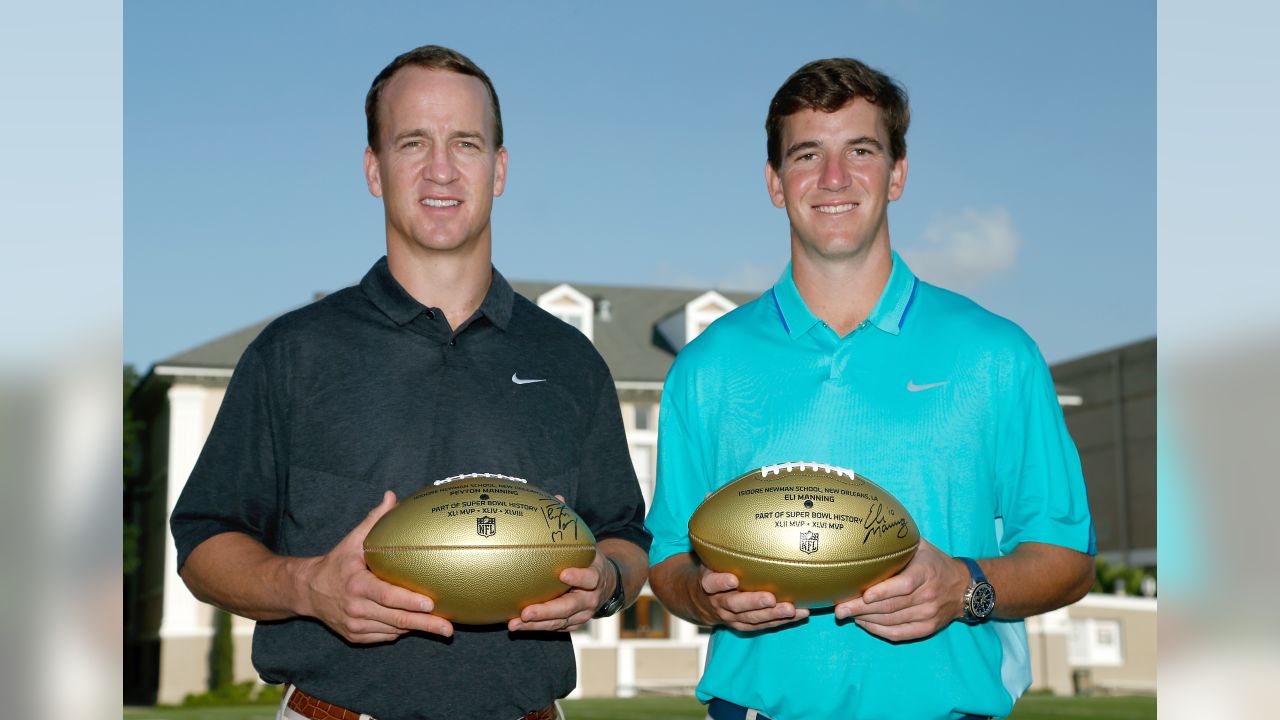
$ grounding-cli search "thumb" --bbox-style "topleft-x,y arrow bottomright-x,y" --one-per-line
352,490 -> 398,538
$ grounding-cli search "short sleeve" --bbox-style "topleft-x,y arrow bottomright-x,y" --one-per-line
994,346 -> 1096,556
572,366 -> 652,552
170,343 -> 287,570
645,363 -> 712,567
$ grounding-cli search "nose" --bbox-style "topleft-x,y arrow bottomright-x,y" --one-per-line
818,154 -> 850,192
422,143 -> 458,185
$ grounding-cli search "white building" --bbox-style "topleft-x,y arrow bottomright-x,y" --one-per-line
124,284 -> 1156,703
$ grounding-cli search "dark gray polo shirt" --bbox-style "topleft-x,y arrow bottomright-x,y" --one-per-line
171,257 -> 650,720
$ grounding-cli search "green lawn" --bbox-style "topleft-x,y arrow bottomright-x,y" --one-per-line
124,693 -> 1155,719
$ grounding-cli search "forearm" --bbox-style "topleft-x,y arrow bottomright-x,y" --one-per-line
649,552 -> 717,626
179,531 -> 315,621
597,537 -> 649,607
980,542 -> 1095,619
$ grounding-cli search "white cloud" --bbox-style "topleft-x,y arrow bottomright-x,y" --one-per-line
652,260 -> 776,292
899,207 -> 1021,292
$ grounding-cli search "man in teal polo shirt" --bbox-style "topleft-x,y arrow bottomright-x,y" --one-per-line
647,58 -> 1096,720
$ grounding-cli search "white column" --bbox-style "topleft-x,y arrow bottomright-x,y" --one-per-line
160,384 -> 212,639
616,642 -> 636,698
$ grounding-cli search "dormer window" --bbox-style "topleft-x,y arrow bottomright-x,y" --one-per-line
658,290 -> 736,352
685,291 -> 735,342
537,283 -> 594,341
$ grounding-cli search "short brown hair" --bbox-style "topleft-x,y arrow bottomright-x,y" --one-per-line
766,58 -> 909,169
365,45 -> 503,152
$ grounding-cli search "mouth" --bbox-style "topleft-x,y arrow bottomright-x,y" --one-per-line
814,203 -> 857,215
421,198 -> 462,208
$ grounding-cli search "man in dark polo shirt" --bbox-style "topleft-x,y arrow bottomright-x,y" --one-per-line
169,45 -> 651,720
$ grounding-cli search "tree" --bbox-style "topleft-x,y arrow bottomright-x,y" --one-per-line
123,364 -> 144,575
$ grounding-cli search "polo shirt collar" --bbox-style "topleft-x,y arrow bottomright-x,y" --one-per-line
771,250 -> 918,339
360,256 -> 514,331
872,251 -> 917,336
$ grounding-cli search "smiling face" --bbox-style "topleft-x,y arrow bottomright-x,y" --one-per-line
765,98 -> 907,265
364,66 -> 507,259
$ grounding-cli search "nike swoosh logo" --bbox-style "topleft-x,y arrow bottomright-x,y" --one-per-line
906,380 -> 948,392
511,373 -> 546,385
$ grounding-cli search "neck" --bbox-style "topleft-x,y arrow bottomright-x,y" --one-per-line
791,238 -> 893,337
386,238 -> 492,330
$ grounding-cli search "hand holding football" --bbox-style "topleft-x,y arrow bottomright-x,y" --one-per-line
689,462 -> 919,608
364,473 -> 596,625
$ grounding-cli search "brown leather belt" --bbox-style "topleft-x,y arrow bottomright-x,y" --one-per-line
286,684 -> 558,720
287,685 -> 361,720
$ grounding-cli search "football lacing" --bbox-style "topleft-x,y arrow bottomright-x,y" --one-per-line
759,461 -> 855,479
433,472 -> 529,486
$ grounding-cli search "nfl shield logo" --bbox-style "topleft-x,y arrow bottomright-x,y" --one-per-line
476,515 -> 497,538
799,531 -> 819,555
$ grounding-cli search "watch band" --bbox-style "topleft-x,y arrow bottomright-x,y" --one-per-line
959,556 -> 988,584
593,557 -> 625,618
957,556 -> 996,624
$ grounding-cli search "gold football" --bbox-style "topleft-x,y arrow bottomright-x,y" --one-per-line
689,461 -> 919,608
364,473 -> 597,625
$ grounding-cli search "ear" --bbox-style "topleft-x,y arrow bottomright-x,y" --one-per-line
765,160 -> 786,209
887,154 -> 908,202
493,146 -> 508,198
363,146 -> 383,198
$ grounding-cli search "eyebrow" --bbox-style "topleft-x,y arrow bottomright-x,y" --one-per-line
847,136 -> 885,151
784,140 -> 821,158
392,128 -> 489,148
784,135 -> 885,158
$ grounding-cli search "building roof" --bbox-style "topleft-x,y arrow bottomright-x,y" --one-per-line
151,280 -> 761,384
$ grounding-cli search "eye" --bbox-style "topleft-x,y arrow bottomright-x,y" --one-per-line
401,140 -> 423,150
797,152 -> 819,162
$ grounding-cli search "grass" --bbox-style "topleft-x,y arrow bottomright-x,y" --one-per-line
124,693 -> 1156,719
1009,693 -> 1156,719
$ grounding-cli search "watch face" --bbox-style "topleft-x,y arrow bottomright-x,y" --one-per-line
970,583 -> 996,618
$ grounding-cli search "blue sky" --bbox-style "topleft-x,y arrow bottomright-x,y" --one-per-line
125,1 -> 1154,369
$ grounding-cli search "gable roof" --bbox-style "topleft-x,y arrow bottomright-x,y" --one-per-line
150,281 -> 761,384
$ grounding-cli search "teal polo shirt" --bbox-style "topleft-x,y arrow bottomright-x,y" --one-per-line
647,253 -> 1094,720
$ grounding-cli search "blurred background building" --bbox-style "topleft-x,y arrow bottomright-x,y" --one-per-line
123,283 -> 1155,704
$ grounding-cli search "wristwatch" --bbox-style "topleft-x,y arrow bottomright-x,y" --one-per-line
593,557 -> 626,618
957,557 -> 996,624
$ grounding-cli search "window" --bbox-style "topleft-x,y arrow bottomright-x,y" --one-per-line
630,444 -> 655,508
557,313 -> 585,332
621,596 -> 670,639
536,284 -> 594,341
685,291 -> 736,343
634,403 -> 653,431
1068,618 -> 1124,666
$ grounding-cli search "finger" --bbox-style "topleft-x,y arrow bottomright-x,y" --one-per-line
516,590 -> 594,626
510,607 -> 593,633
346,631 -> 404,644
348,490 -> 398,544
859,572 -> 919,604
384,609 -> 454,637
700,571 -> 741,594
855,617 -> 937,642
834,597 -> 866,619
350,595 -> 454,637
559,564 -> 603,590
847,602 -> 934,626
837,593 -> 913,619
715,590 -> 781,615
725,606 -> 810,631
336,614 -> 407,640
364,576 -> 438,614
